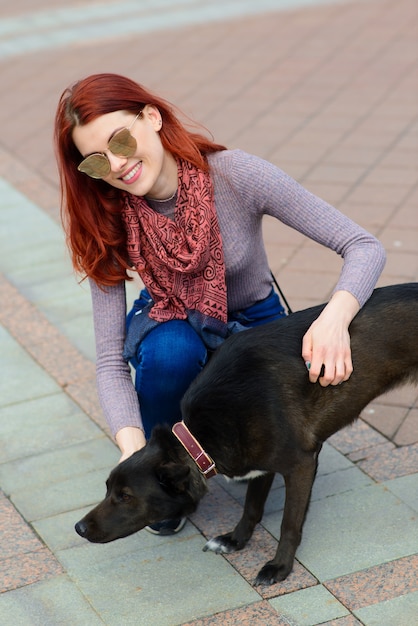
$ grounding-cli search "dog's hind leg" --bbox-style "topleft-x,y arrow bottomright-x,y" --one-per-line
204,472 -> 275,554
255,449 -> 319,585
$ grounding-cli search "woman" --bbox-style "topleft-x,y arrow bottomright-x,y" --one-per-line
55,73 -> 385,534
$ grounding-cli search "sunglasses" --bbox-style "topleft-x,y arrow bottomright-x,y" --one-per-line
77,111 -> 143,179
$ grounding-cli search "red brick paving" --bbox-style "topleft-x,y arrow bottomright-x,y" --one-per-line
181,600 -> 293,626
0,491 -> 63,593
325,554 -> 418,611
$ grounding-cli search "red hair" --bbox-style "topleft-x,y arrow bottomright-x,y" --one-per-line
54,73 -> 226,286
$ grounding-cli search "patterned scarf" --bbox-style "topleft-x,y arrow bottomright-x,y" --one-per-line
122,159 -> 227,328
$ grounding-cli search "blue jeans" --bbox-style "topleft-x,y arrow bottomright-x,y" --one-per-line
127,289 -> 285,439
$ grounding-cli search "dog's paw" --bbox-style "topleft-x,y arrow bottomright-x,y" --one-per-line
203,533 -> 241,555
254,561 -> 292,586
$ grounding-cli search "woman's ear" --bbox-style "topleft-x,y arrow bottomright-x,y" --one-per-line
143,104 -> 162,131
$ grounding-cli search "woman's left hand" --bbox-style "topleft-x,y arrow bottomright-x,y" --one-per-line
302,290 -> 360,386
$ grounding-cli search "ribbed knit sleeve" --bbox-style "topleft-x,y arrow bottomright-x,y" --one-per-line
89,278 -> 143,437
209,150 -> 386,308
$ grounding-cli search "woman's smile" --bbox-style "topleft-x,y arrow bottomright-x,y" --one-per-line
120,161 -> 142,184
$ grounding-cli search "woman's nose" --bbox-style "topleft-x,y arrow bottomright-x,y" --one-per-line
106,151 -> 128,172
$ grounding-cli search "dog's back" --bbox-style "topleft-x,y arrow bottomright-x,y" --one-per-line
308,282 -> 418,440
182,283 -> 418,451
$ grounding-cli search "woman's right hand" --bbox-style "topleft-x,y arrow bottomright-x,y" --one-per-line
115,426 -> 146,463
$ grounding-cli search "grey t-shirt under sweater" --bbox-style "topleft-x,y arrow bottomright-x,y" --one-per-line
89,149 -> 386,437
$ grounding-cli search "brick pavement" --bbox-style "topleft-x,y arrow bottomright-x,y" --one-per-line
0,0 -> 417,624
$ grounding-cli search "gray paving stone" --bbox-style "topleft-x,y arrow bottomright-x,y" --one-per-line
2,238 -> 67,275
0,187 -> 60,260
33,506 -> 101,553
263,486 -> 286,516
263,463 -> 373,516
5,254 -> 71,288
24,279 -> 91,325
311,465 -> 374,501
354,591 -> 418,626
8,261 -> 94,360
317,441 -> 355,474
0,393 -> 106,464
0,179 -> 94,358
4,270 -> 94,362
270,585 -> 349,626
0,222 -> 64,285
9,262 -> 86,306
263,483 -> 418,580
57,533 -> 260,626
384,473 -> 418,513
11,467 -> 116,521
58,312 -> 96,362
0,575 -> 104,626
0,436 -> 118,493
0,327 -> 61,408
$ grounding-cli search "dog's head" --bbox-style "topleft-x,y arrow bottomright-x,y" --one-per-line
75,426 -> 207,543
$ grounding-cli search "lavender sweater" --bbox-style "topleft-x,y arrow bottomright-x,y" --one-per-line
89,149 -> 386,437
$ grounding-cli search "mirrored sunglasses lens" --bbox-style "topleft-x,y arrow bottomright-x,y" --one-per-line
78,154 -> 111,179
109,128 -> 137,157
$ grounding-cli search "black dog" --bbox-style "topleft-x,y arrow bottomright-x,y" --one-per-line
75,283 -> 418,585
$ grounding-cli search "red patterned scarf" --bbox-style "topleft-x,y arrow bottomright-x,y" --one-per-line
122,159 -> 227,326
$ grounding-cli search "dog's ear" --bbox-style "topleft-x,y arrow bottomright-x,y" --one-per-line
158,462 -> 191,494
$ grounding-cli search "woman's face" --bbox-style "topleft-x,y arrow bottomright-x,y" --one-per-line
72,106 -> 177,199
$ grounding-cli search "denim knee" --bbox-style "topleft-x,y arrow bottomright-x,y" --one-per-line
131,320 -> 208,439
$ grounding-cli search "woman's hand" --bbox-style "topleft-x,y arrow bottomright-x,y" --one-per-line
302,290 -> 360,386
115,426 -> 146,463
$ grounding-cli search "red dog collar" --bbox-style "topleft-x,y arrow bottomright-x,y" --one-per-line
172,421 -> 217,479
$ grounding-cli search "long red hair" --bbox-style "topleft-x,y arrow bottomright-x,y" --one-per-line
54,73 -> 226,285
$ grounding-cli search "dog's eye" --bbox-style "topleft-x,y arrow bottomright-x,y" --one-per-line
120,492 -> 132,503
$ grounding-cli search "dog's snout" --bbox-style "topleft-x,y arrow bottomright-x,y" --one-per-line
75,520 -> 88,537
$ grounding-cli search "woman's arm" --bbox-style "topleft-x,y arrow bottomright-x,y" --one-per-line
226,151 -> 386,384
89,279 -> 146,458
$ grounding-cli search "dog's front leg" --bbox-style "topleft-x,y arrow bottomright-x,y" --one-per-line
255,452 -> 318,585
204,472 -> 275,554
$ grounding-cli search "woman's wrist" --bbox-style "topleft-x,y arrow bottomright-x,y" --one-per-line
325,290 -> 360,325
115,426 -> 146,462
